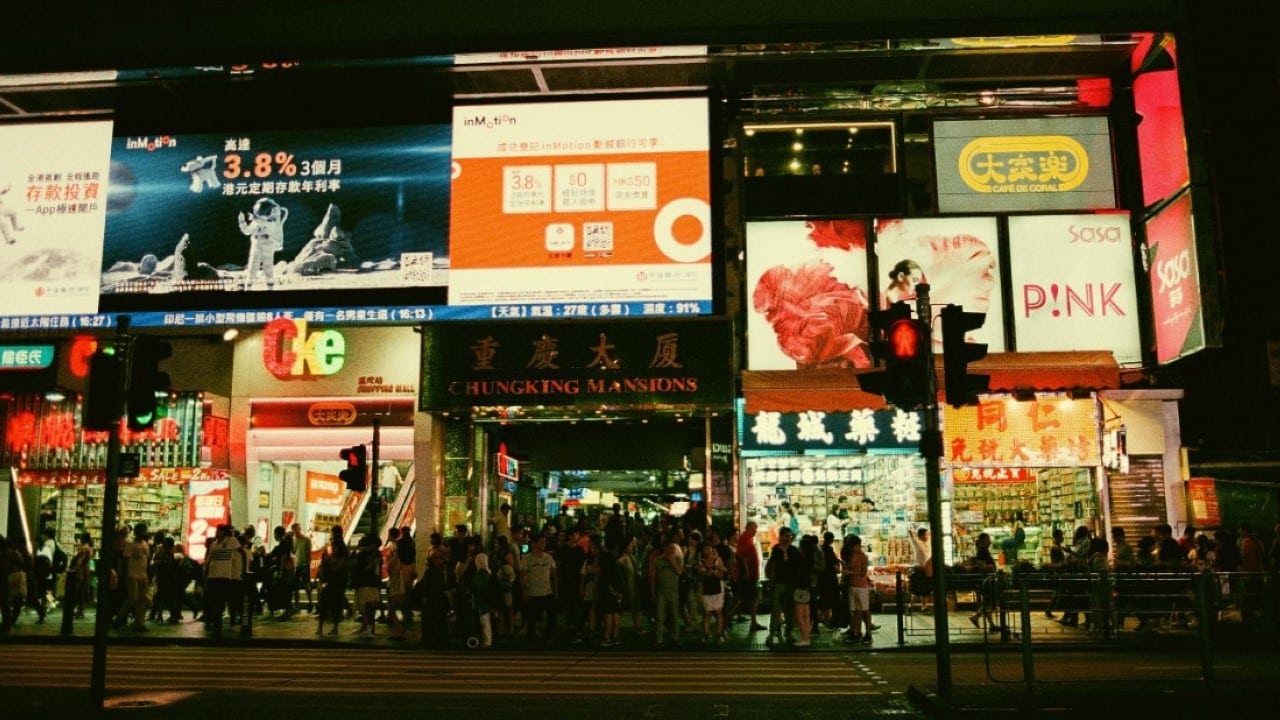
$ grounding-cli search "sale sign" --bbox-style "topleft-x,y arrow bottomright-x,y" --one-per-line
1007,213 -> 1140,365
448,98 -> 711,312
187,475 -> 231,563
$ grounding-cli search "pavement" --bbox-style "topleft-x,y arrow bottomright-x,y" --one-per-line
0,596 -> 1211,652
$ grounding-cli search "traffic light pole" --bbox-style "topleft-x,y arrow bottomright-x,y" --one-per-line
370,417 -> 381,540
915,285 -> 953,703
90,317 -> 130,709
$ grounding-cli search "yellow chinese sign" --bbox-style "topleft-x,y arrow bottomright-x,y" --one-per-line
942,395 -> 1099,468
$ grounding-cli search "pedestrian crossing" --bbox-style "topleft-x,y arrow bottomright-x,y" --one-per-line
0,646 -> 882,696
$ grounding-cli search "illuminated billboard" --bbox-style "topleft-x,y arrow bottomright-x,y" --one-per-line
102,124 -> 451,300
1146,193 -> 1206,364
1007,213 -> 1141,365
0,120 -> 114,317
746,220 -> 872,370
448,97 -> 712,316
873,216 -> 1006,352
934,116 -> 1116,213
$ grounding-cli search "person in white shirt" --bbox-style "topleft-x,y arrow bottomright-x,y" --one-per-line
910,526 -> 932,573
825,505 -> 846,544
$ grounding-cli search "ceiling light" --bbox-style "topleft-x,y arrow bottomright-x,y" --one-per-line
222,328 -> 239,342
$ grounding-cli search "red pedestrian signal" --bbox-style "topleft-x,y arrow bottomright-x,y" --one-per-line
339,444 -> 367,492
860,302 -> 932,410
887,317 -> 925,361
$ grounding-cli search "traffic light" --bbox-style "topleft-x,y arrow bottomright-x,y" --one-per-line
84,345 -> 124,431
339,444 -> 368,492
127,336 -> 172,431
860,302 -> 932,409
940,304 -> 990,407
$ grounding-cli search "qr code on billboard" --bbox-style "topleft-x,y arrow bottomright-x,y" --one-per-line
583,223 -> 613,254
400,252 -> 434,285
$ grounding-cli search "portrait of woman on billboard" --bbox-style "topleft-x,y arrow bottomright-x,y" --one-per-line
746,219 -> 873,370
873,217 -> 1006,352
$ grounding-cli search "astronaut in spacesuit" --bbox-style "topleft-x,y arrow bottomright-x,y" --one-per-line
0,183 -> 24,245
237,197 -> 288,289
180,155 -> 221,193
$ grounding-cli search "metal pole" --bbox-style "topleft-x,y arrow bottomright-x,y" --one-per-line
1020,571 -> 1035,694
90,317 -> 130,709
370,417 -> 381,540
916,283 -> 952,702
1198,570 -> 1215,685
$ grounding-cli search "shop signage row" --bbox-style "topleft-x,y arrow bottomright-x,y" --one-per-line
16,466 -> 228,487
942,395 -> 1100,467
739,408 -> 924,453
419,317 -> 733,411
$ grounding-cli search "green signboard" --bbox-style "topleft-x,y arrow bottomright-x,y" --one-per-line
0,345 -> 55,370
420,317 -> 733,411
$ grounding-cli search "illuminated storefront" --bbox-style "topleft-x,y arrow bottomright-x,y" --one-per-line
230,323 -> 419,565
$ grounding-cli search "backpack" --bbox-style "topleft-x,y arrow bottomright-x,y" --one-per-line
52,547 -> 68,575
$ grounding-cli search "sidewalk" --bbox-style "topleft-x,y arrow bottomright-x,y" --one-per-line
907,679 -> 1280,719
0,600 -> 1167,651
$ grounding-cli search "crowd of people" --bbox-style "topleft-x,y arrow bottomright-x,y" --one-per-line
950,521 -> 1280,636
4,512 -> 1280,646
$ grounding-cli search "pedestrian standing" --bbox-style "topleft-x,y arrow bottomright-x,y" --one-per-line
649,533 -> 684,648
316,527 -> 349,636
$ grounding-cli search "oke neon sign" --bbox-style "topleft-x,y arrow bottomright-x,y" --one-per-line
262,318 -> 346,379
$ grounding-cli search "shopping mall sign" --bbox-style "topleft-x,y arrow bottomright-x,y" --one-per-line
941,394 -> 1099,467
262,317 -> 346,379
739,408 -> 923,453
419,317 -> 733,410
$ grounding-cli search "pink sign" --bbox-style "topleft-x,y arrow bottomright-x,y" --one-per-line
1146,194 -> 1205,364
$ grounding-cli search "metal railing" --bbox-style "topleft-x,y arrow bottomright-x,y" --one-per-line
888,567 -> 1278,691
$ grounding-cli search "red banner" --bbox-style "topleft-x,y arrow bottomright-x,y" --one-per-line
1187,477 -> 1221,528
186,474 -> 231,563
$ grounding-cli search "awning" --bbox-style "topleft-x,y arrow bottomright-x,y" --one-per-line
743,351 -> 1121,414
973,350 -> 1121,393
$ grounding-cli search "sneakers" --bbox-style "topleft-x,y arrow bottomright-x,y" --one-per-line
793,639 -> 811,647
861,634 -> 873,645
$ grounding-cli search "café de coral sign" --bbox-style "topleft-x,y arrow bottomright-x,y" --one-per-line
941,395 -> 1100,468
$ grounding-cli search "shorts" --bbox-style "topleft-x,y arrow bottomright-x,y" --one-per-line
702,592 -> 725,611
356,586 -> 379,608
848,587 -> 871,612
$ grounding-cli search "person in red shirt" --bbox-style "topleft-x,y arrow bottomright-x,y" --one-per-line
731,521 -> 766,632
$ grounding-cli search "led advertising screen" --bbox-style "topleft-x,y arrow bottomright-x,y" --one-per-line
746,220 -> 872,370
102,124 -> 451,300
873,216 -> 1006,352
0,120 -> 114,317
1007,213 -> 1141,365
448,97 -> 712,317
934,116 -> 1116,214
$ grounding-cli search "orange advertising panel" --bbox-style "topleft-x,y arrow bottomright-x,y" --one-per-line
1187,477 -> 1220,527
305,470 -> 344,504
448,98 -> 712,310
942,395 -> 1099,467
